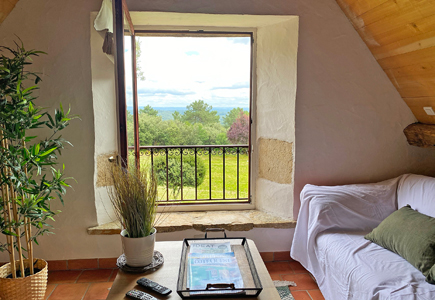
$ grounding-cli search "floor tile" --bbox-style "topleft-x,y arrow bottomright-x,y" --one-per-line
48,270 -> 82,284
274,251 -> 292,261
281,273 -> 319,291
68,259 -> 98,270
289,261 -> 310,274
47,283 -> 89,300
308,289 -> 326,300
99,258 -> 117,269
83,282 -> 113,300
48,260 -> 68,271
270,273 -> 282,280
44,284 -> 56,300
109,269 -> 118,282
265,262 -> 294,275
77,269 -> 113,283
292,290 -> 313,300
259,252 -> 274,262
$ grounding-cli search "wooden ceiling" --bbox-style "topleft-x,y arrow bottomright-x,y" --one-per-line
336,0 -> 435,124
0,0 -> 19,24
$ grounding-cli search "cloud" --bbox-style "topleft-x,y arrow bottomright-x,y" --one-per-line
211,82 -> 250,90
137,88 -> 195,96
186,51 -> 200,56
228,37 -> 250,45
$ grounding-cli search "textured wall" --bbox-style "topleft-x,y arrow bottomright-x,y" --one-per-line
1,0 -> 435,259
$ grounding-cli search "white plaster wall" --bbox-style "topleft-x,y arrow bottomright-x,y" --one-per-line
1,0 -> 435,259
90,12 -> 118,225
255,18 -> 298,218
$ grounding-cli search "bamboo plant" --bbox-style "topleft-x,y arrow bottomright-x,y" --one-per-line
0,42 -> 76,278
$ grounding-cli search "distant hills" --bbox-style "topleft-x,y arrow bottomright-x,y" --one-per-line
127,106 -> 249,122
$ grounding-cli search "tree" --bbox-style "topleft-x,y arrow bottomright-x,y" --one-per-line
140,105 -> 158,116
172,111 -> 182,121
181,100 -> 220,125
154,155 -> 206,196
222,107 -> 248,128
227,112 -> 249,144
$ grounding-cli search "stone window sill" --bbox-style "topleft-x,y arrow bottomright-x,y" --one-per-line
87,210 -> 296,235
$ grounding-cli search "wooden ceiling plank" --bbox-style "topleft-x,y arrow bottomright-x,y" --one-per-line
390,76 -> 435,98
385,60 -> 435,79
362,7 -> 426,36
353,0 -> 413,29
359,13 -> 435,48
403,97 -> 435,124
377,46 -> 435,70
0,0 -> 17,24
371,30 -> 435,59
351,0 -> 390,17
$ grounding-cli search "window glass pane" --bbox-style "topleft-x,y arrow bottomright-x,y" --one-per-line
133,36 -> 251,147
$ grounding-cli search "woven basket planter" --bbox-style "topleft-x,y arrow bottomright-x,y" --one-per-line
0,259 -> 48,300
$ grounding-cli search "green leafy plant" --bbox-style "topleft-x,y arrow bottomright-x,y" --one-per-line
0,41 -> 77,278
108,162 -> 158,238
154,155 -> 206,196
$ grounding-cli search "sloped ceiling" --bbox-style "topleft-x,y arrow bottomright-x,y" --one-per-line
336,0 -> 435,124
0,0 -> 19,24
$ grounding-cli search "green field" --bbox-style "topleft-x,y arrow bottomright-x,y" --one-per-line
135,153 -> 249,203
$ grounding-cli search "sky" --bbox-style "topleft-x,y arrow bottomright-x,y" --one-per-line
124,36 -> 251,108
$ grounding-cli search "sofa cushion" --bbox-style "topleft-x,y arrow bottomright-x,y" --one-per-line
365,205 -> 435,283
397,174 -> 435,218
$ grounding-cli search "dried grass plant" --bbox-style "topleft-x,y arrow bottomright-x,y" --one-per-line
108,162 -> 158,238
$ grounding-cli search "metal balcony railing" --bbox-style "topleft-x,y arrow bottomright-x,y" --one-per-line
128,145 -> 250,204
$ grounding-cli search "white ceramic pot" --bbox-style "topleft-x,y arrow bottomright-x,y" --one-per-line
121,228 -> 156,267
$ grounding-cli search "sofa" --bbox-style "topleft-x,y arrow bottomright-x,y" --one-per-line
291,174 -> 435,300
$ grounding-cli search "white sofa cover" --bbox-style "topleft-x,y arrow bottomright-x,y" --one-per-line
291,174 -> 435,300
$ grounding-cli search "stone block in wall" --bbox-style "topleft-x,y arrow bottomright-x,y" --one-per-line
258,138 -> 293,184
96,152 -> 117,187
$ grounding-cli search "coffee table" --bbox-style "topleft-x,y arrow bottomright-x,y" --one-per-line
106,240 -> 280,299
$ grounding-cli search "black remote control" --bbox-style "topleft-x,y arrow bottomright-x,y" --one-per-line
126,289 -> 158,300
136,277 -> 172,296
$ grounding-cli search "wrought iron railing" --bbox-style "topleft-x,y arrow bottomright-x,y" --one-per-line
128,145 -> 250,204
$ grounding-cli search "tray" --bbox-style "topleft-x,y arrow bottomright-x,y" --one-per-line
177,228 -> 263,298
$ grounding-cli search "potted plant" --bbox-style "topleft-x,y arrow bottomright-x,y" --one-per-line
108,160 -> 158,267
0,42 -> 76,299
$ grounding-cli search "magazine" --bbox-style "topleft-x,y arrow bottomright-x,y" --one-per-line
187,242 -> 244,294
189,242 -> 232,254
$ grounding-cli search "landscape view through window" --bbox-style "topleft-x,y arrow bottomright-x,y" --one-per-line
124,34 -> 252,202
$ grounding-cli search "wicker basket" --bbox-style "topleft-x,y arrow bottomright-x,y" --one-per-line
0,259 -> 48,300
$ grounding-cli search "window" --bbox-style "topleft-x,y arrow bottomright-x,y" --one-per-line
115,2 -> 254,205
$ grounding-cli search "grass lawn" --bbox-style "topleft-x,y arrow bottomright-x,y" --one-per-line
137,153 -> 249,203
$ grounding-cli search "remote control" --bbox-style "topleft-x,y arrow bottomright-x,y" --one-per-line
137,277 -> 172,296
126,289 -> 158,300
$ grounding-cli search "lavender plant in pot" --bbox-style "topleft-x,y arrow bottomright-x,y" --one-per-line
0,42 -> 76,300
108,161 -> 158,267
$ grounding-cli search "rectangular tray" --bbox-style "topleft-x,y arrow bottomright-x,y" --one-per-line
176,230 -> 263,298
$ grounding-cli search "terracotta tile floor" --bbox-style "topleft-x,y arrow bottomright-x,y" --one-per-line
44,261 -> 325,300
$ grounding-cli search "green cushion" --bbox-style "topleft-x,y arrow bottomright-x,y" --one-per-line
365,205 -> 435,284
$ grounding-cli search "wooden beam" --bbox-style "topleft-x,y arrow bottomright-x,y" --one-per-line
404,123 -> 435,148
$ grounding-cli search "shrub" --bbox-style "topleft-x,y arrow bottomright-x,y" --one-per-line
227,112 -> 249,144
153,155 -> 206,196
